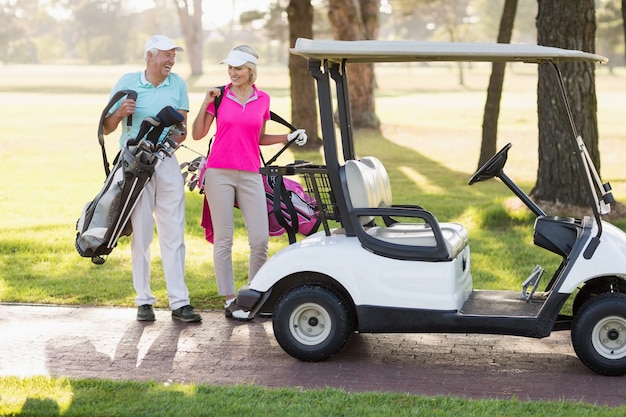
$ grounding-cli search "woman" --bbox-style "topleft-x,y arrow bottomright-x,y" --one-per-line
191,45 -> 307,320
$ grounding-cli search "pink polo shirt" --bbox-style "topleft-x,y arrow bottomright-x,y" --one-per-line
205,84 -> 271,173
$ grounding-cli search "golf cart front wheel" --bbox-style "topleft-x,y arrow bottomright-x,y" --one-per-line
273,285 -> 353,362
571,292 -> 626,376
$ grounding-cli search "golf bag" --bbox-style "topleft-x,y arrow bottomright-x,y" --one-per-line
257,113 -> 320,243
265,173 -> 321,244
75,91 -> 184,264
198,169 -> 321,245
184,95 -> 321,244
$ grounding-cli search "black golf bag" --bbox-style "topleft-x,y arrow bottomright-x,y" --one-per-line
75,91 -> 185,264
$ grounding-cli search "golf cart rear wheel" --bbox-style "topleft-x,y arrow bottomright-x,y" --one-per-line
273,285 -> 352,362
571,292 -> 626,376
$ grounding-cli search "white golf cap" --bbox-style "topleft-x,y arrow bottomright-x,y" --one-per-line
220,49 -> 258,66
144,35 -> 184,56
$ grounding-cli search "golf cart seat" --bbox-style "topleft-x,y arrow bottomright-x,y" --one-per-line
343,158 -> 468,261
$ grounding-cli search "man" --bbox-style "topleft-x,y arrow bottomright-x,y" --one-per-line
102,34 -> 201,323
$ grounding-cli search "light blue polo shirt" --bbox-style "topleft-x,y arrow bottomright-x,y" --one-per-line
108,71 -> 189,149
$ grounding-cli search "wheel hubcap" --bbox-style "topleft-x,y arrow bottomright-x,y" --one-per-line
592,315 -> 626,359
289,303 -> 331,346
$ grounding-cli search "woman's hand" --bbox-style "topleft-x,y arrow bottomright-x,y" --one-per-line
287,129 -> 308,146
204,87 -> 222,104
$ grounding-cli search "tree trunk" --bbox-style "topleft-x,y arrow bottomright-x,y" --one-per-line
532,0 -> 599,206
174,0 -> 204,76
622,0 -> 626,61
478,0 -> 518,168
287,0 -> 319,148
328,0 -> 380,130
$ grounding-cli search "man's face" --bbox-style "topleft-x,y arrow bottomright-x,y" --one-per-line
147,49 -> 176,78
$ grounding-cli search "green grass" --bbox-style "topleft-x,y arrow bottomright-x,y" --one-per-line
2,63 -> 626,415
0,376 -> 624,417
0,83 -> 564,308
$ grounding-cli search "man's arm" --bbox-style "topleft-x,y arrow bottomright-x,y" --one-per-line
103,98 -> 136,135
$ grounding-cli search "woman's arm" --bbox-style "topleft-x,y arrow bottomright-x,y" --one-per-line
260,121 -> 307,146
259,120 -> 289,145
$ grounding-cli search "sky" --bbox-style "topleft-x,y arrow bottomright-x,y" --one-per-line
127,0 -> 272,28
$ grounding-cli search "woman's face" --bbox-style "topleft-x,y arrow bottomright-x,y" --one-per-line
228,65 -> 252,86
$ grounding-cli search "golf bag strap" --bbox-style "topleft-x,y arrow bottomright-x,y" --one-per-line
210,84 -> 298,167
272,174 -> 299,244
98,89 -> 138,176
214,85 -> 225,116
263,112 -> 299,166
199,85 -> 226,163
264,114 -> 301,243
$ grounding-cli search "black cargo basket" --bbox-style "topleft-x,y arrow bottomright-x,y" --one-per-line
261,163 -> 339,236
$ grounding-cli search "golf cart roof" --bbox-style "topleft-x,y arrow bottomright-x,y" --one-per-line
290,38 -> 608,64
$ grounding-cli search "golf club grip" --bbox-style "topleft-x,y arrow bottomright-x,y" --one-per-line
126,91 -> 138,126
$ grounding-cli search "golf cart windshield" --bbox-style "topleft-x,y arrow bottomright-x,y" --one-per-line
289,38 -> 612,239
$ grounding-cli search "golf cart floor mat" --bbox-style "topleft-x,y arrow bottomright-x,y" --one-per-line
460,290 -> 545,317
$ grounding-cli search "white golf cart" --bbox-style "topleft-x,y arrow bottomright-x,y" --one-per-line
237,38 -> 626,376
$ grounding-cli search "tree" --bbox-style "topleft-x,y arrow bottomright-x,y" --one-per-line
532,0 -> 600,206
172,0 -> 204,76
328,0 -> 380,130
0,0 -> 38,63
287,0 -> 320,147
478,0 -> 518,168
72,0 -> 131,64
423,0 -> 473,86
623,0 -> 626,60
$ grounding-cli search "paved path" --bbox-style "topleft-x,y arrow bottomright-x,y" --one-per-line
1,303 -> 624,407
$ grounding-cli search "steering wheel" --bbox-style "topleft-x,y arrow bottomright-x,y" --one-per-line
468,142 -> 512,185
